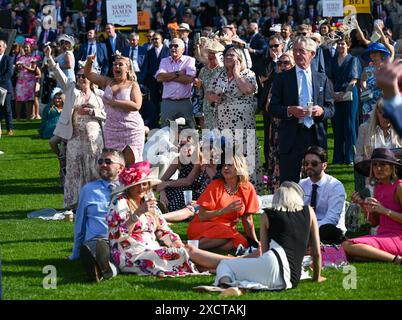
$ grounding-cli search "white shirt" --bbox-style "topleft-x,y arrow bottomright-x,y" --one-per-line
0,54 -> 3,65
155,45 -> 163,58
299,172 -> 347,234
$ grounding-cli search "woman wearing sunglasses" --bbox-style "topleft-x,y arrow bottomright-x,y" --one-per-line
44,45 -> 106,211
84,53 -> 144,166
266,51 -> 295,194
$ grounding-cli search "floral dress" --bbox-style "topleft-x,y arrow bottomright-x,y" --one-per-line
208,67 -> 264,194
15,55 -> 37,102
107,194 -> 199,276
198,65 -> 221,129
362,64 -> 382,122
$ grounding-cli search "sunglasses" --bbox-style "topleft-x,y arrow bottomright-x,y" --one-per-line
297,32 -> 308,36
169,44 -> 180,49
303,160 -> 322,167
278,60 -> 290,66
269,44 -> 280,49
77,74 -> 86,79
97,158 -> 118,165
152,38 -> 160,41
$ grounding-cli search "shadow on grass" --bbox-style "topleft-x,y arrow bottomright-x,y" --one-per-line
0,237 -> 72,245
0,177 -> 63,196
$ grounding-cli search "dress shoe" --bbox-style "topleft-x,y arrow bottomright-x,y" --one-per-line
7,130 -> 14,136
80,245 -> 102,282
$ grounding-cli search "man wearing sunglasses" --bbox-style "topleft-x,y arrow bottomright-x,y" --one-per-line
69,149 -> 125,282
269,36 -> 334,184
155,38 -> 196,128
299,146 -> 347,244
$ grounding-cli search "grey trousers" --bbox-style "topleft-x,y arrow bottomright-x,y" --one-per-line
84,237 -> 119,276
160,98 -> 195,128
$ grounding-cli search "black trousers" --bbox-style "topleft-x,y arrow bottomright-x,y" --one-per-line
0,93 -> 13,131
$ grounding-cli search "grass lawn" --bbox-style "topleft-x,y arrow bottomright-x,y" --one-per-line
0,116 -> 401,301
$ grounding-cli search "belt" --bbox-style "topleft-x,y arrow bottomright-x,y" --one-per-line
164,98 -> 191,101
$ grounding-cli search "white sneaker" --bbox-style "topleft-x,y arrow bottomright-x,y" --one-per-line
0,150 -> 4,155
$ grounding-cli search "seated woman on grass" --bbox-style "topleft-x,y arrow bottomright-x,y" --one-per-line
343,148 -> 402,265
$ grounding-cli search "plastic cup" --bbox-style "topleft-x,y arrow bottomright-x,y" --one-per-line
183,190 -> 193,205
187,240 -> 199,248
307,102 -> 313,117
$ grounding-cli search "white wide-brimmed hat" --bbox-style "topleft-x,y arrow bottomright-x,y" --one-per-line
57,34 -> 75,46
178,23 -> 192,32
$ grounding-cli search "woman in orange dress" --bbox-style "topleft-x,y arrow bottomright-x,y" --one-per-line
187,154 -> 260,251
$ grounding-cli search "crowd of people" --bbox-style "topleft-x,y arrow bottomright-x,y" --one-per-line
0,0 -> 402,294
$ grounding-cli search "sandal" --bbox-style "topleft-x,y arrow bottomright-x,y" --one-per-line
392,255 -> 402,265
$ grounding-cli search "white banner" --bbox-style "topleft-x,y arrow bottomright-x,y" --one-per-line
323,0 -> 344,17
106,0 -> 137,26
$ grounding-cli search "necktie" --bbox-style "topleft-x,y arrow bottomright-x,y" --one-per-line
44,30 -> 48,43
299,70 -> 314,128
88,43 -> 93,57
130,47 -> 134,60
184,42 -> 188,55
310,184 -> 318,211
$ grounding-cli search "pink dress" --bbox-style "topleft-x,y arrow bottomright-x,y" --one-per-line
351,180 -> 402,256
103,84 -> 145,161
15,55 -> 37,102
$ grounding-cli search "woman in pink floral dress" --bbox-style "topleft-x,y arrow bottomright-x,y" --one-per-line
108,161 -> 240,276
15,41 -> 40,120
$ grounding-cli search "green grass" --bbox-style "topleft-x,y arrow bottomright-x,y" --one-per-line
1,117 -> 402,300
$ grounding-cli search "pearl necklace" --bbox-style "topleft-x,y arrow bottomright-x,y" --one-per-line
224,182 -> 239,195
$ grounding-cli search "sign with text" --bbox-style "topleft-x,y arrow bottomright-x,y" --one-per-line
344,0 -> 371,15
107,0 -> 137,26
323,0 -> 344,17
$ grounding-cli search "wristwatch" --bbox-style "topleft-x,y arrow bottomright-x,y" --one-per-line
175,71 -> 179,78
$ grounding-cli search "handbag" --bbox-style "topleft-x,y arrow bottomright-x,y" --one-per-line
342,91 -> 353,102
345,201 -> 362,232
360,90 -> 373,102
0,86 -> 7,106
320,244 -> 348,269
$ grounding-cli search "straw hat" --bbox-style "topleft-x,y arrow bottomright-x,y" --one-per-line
178,23 -> 192,32
354,148 -> 402,177
204,39 -> 225,53
113,161 -> 161,195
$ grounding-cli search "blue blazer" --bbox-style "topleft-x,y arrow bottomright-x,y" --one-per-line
0,55 -> 13,92
269,67 -> 335,153
122,45 -> 148,85
75,42 -> 109,76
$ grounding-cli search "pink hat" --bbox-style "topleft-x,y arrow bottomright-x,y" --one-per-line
113,161 -> 161,194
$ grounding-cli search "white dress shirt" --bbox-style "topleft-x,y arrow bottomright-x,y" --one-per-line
299,172 -> 347,234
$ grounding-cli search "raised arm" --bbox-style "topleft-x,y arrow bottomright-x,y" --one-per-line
84,54 -> 110,88
43,45 -> 69,91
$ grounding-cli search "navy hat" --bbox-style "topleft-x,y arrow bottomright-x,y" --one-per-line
362,42 -> 391,62
354,148 -> 402,177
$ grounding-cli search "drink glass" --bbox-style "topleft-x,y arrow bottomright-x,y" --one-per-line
183,190 -> 193,206
145,191 -> 156,215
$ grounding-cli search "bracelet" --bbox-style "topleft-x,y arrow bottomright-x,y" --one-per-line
387,210 -> 392,217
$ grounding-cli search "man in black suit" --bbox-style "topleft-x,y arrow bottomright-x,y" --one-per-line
247,22 -> 267,72
90,0 -> 107,27
145,32 -> 170,125
372,0 -> 388,20
75,29 -> 109,76
103,24 -> 129,76
38,28 -> 57,47
76,11 -> 89,43
269,36 -> 334,183
0,40 -> 14,136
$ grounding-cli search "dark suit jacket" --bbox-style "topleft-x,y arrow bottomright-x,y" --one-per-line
38,29 -> 57,46
76,16 -> 89,34
372,3 -> 389,20
75,42 -> 109,76
122,45 -> 149,84
0,54 -> 13,92
269,66 -> 334,153
145,45 -> 170,102
104,33 -> 129,61
311,46 -> 326,74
